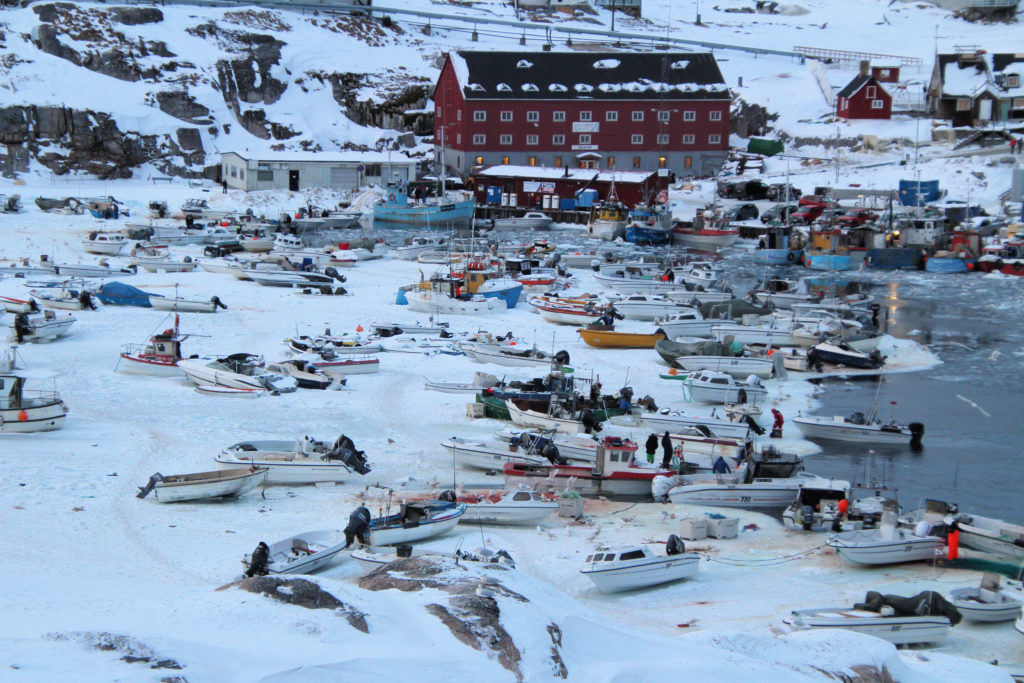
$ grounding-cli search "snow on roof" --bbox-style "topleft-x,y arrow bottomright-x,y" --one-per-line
224,150 -> 416,164
475,165 -> 656,183
942,59 -> 990,97
593,59 -> 621,69
517,59 -> 533,69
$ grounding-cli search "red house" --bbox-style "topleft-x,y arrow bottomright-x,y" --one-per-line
837,61 -> 892,120
470,166 -> 668,209
432,51 -> 731,179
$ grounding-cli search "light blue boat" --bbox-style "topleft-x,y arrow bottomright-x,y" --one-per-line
373,179 -> 474,229
805,253 -> 853,271
924,255 -> 971,273
477,279 -> 523,309
865,248 -> 924,270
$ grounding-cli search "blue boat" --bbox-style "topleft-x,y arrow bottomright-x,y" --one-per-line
624,202 -> 673,245
925,255 -> 972,273
372,178 -> 474,229
804,253 -> 853,271
865,248 -> 924,270
752,227 -> 803,266
96,281 -> 161,307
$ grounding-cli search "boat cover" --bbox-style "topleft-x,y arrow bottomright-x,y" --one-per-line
854,591 -> 962,625
96,281 -> 161,307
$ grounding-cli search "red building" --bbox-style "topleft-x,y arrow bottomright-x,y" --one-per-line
837,62 -> 893,120
471,166 -> 668,209
432,51 -> 731,179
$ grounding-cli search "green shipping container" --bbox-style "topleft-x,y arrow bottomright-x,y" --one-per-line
747,138 -> 784,157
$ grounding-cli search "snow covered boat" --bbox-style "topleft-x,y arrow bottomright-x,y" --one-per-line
9,310 -> 76,343
0,349 -> 68,432
371,320 -> 451,336
461,489 -> 558,525
610,294 -> 694,322
580,537 -> 699,593
243,530 -> 350,575
150,295 -> 227,313
136,467 -> 268,503
96,281 -> 160,307
82,231 -> 126,255
826,526 -> 946,565
493,212 -> 553,230
347,499 -> 467,546
792,413 -> 924,446
179,354 -> 297,393
949,575 -> 1023,623
783,591 -> 960,645
372,178 -> 474,229
442,436 -> 549,470
1,296 -> 38,313
576,326 -> 666,349
54,260 -> 136,279
266,360 -> 342,390
216,435 -> 371,485
349,544 -> 515,574
680,370 -> 768,405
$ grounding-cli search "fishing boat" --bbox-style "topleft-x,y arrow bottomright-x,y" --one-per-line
136,467 -> 268,503
373,177 -> 474,229
679,370 -> 768,405
216,435 -> 371,485
243,530 -> 351,575
588,199 -> 629,240
826,525 -> 946,566
9,310 -> 76,343
346,499 -> 467,546
581,537 -> 700,593
576,326 -> 666,349
266,360 -> 341,390
82,231 -> 127,255
948,574 -> 1024,623
442,436 -> 550,470
792,412 -> 924,446
179,354 -> 298,393
493,212 -> 553,231
0,348 -> 68,432
150,295 -> 227,313
634,408 -> 756,440
783,591 -> 960,645
460,489 -> 559,525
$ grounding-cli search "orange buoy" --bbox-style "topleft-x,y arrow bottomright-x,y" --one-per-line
837,499 -> 850,516
947,528 -> 960,560
355,325 -> 363,332
17,410 -> 28,422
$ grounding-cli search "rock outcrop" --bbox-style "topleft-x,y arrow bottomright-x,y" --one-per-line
238,576 -> 368,633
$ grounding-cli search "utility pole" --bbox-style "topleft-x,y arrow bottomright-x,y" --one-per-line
611,0 -> 616,33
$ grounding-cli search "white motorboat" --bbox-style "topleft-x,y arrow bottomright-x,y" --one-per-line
29,287 -> 96,311
653,310 -> 717,339
179,354 -> 297,393
136,467 -> 268,503
346,500 -> 466,547
150,295 -> 227,313
424,371 -> 502,394
119,320 -> 190,377
461,489 -> 558,525
673,355 -> 778,380
949,575 -> 1024,623
680,370 -> 768,405
783,595 -> 957,645
953,511 -> 1024,561
216,436 -> 371,485
792,413 -> 925,446
463,343 -> 567,368
55,260 -> 136,278
266,360 -> 340,390
580,537 -> 699,593
1,295 -> 37,313
82,231 -> 126,255
534,301 -> 604,326
9,310 -> 76,343
711,323 -> 799,347
505,398 -> 591,435
239,235 -> 275,253
391,236 -> 449,260
493,212 -> 553,230
611,294 -> 695,322
633,408 -> 754,440
0,349 -> 68,432
826,525 -> 946,566
494,428 -> 615,464
405,289 -> 501,315
285,334 -> 383,356
679,261 -> 720,288
298,353 -> 380,377
371,320 -> 451,336
442,436 -> 549,471
137,258 -> 197,274
243,530 -> 350,575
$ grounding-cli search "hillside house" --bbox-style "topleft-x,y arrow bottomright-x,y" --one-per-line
432,50 -> 732,179
929,51 -> 1024,126
221,151 -> 417,192
836,62 -> 893,120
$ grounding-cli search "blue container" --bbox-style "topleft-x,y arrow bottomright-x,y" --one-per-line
560,198 -> 576,210
576,189 -> 599,208
898,179 -> 940,206
486,186 -> 502,205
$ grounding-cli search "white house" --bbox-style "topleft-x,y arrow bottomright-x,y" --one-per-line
220,151 -> 418,192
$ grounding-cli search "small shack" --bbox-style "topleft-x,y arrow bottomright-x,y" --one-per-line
836,61 -> 893,120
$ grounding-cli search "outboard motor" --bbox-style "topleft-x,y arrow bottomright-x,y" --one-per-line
324,266 -> 347,284
245,541 -> 270,577
553,349 -> 570,366
344,506 -> 372,548
909,422 -> 925,451
801,505 -> 815,531
745,414 -> 765,436
439,489 -> 457,503
580,408 -> 601,434
210,295 -> 228,310
666,534 -> 686,556
540,443 -> 565,465
78,290 -> 97,310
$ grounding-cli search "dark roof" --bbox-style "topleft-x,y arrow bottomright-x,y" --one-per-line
992,53 -> 1024,73
836,73 -> 873,99
448,50 -> 730,101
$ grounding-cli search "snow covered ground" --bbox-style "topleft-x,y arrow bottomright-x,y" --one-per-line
0,176 -> 1020,681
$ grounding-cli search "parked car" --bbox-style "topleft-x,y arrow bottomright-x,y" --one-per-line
718,179 -> 770,201
767,183 -> 802,202
788,204 -> 827,225
811,207 -> 845,227
797,194 -> 830,208
761,203 -> 799,224
836,208 -> 879,227
725,203 -> 760,221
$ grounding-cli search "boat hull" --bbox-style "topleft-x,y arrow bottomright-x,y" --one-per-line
674,356 -> 775,379
784,610 -> 951,645
503,464 -> 662,501
151,468 -> 267,503
667,482 -> 801,509
368,507 -> 465,546
443,439 -> 547,470
150,297 -> 217,313
118,353 -> 183,377
949,587 -> 1023,622
577,328 -> 665,349
215,453 -> 350,484
465,501 -> 557,525
827,530 -> 945,565
0,401 -> 67,432
581,555 -> 699,593
792,416 -> 913,444
373,200 -> 475,229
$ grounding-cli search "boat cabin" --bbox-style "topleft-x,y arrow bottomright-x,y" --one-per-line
591,201 -> 628,223
591,436 -> 643,476
744,447 -> 803,483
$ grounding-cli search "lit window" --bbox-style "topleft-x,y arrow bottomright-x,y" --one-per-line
501,111 -> 513,122
709,134 -> 721,144
527,111 -> 539,122
710,111 -> 722,121
473,134 -> 486,145
528,157 -> 537,167
683,134 -> 695,144
631,134 -> 643,144
580,111 -> 592,121
1007,75 -> 1020,88
527,135 -> 538,145
553,134 -> 565,145
956,98 -> 970,111
632,111 -> 644,121
473,110 -> 486,121
683,111 -> 695,121
474,156 -> 483,165
554,157 -> 563,168
501,156 -> 510,165
658,157 -> 667,168
579,134 -> 591,144
632,156 -> 642,168
684,156 -> 692,168
606,156 -> 615,168
606,111 -> 618,122
866,86 -> 876,98
553,111 -> 566,122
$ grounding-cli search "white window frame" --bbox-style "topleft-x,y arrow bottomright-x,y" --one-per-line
710,110 -> 722,121
500,134 -> 513,145
579,134 -> 591,144
683,111 -> 696,121
580,111 -> 592,121
871,100 -> 884,110
606,110 -> 618,122
500,111 -> 513,122
709,134 -> 721,144
552,134 -> 565,145
473,110 -> 486,122
553,111 -> 566,122
632,111 -> 644,121
682,134 -> 695,144
527,111 -> 539,122
657,133 -> 669,144
526,134 -> 538,145
658,111 -> 669,122
457,109 -> 461,121
631,134 -> 643,144
473,134 -> 486,145
866,85 -> 877,98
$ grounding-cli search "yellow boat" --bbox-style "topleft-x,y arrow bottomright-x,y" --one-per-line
576,326 -> 667,349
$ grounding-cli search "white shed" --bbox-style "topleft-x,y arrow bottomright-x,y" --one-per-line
221,151 -> 418,192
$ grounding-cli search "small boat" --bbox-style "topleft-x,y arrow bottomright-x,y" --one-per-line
793,412 -> 924,446
298,353 -> 380,376
461,489 -> 559,525
463,343 -> 569,368
82,231 -> 126,255
495,428 -> 624,464
673,225 -> 739,250
672,354 -> 778,380
96,281 -> 161,307
534,301 -> 605,326
372,178 -> 475,229
493,212 -> 553,231
680,370 -> 768,405
196,386 -> 265,398
119,319 -> 189,376
783,591 -> 960,645
576,326 -> 666,349
136,258 -> 197,274
136,467 -> 268,503
346,499 -> 467,547
239,234 -> 276,253
807,340 -> 885,370
150,295 -> 227,314
370,320 -> 451,336
243,530 -> 351,575
783,484 -> 898,533
505,398 -> 597,434
55,260 -> 137,279
424,371 -> 502,394
653,311 -> 717,339
349,544 -> 515,574
634,407 -> 756,440
179,354 -> 298,393
826,524 -> 946,566
266,360 -> 341,390
29,287 -> 96,311
947,507 -> 1024,561
35,196 -> 83,214
405,289 -> 502,315
580,536 -> 699,593
610,294 -> 694,322
710,323 -> 799,347
391,236 -> 449,260
216,435 -> 371,485
442,436 -> 550,471
285,334 -> 383,356
0,349 -> 68,432
9,310 -> 76,343
949,574 -> 1024,623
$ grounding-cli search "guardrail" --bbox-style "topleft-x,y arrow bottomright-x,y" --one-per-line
794,46 -> 922,70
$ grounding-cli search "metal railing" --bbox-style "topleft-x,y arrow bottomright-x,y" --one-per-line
794,46 -> 922,70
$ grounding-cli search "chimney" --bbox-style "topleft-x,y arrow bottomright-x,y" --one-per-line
859,60 -> 870,77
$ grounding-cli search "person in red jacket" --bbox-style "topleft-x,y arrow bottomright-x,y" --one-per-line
770,408 -> 784,438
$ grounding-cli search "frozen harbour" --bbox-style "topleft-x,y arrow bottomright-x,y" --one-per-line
0,177 -> 1020,681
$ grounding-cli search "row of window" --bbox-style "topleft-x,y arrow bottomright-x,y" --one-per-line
466,133 -> 721,145
460,109 -> 723,123
465,155 -> 694,170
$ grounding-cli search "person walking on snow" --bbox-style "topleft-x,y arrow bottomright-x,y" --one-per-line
645,433 -> 659,463
661,431 -> 673,467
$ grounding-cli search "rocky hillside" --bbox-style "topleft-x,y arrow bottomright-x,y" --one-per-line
0,3 -> 438,179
